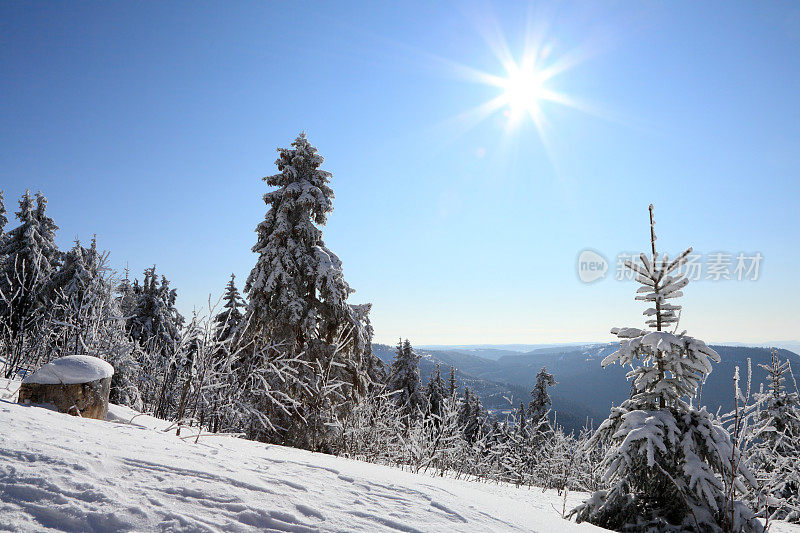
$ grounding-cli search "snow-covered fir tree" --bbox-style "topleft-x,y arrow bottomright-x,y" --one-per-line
571,205 -> 763,533
388,339 -> 426,421
424,363 -> 446,420
459,387 -> 473,428
459,387 -> 486,444
117,265 -> 136,318
243,133 -> 377,448
46,236 -> 106,355
751,348 -> 800,522
517,401 -> 527,431
123,266 -> 185,416
0,191 -> 61,376
214,273 -> 245,345
68,249 -> 143,410
529,366 -> 557,428
44,237 -> 142,409
126,266 -> 184,356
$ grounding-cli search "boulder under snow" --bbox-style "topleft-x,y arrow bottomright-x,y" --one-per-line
18,355 -> 114,419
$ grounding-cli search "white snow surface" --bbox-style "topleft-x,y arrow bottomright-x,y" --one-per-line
0,399 -> 603,533
21,355 -> 114,385
2,399 -> 798,533
0,377 -> 19,402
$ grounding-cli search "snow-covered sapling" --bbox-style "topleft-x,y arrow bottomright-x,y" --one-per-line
570,205 -> 763,533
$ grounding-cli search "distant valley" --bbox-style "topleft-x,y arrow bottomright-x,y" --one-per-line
374,342 -> 800,433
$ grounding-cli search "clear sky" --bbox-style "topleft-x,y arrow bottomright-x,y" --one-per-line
2,1 -> 799,346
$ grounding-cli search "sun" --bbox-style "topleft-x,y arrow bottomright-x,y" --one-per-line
426,12 -> 605,156
499,62 -> 547,120
438,48 -> 573,138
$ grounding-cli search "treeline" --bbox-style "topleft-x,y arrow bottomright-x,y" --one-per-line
346,348 -> 602,495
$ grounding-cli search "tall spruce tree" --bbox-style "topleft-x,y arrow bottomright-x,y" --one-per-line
571,205 -> 763,533
244,133 -> 360,348
243,133 -> 376,447
0,191 -> 61,376
517,401 -> 527,432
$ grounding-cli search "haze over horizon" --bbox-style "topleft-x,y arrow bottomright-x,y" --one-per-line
3,1 -> 799,346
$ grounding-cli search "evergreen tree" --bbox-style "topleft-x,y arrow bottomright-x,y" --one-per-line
571,205 -> 762,533
460,387 -> 485,444
363,337 -> 388,390
529,366 -> 556,427
117,265 -> 136,318
517,401 -> 527,433
425,363 -> 446,419
448,365 -> 457,398
243,133 -> 376,447
0,191 -> 61,376
755,349 -> 800,452
752,348 -> 800,522
388,338 -> 426,421
123,266 -> 185,416
214,273 -> 245,344
182,310 -> 202,372
0,190 -> 7,236
126,266 -> 184,355
40,235 -> 141,409
47,236 -> 106,354
58,243 -> 143,410
244,133 -> 363,348
460,387 -> 472,421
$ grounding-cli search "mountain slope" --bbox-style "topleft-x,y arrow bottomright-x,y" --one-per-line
372,344 -> 531,415
402,344 -> 800,432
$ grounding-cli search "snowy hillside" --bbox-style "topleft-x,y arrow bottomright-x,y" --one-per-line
1,398 -> 604,532
5,400 -> 799,532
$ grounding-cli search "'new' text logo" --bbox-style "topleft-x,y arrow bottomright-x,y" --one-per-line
577,250 -> 608,283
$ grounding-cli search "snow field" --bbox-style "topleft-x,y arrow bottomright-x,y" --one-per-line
2,399 -> 798,532
0,400 -> 603,532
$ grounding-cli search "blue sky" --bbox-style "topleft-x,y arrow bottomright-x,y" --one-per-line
2,1 -> 799,345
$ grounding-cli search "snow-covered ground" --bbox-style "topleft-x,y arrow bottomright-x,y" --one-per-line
1,391 -> 798,533
1,397 -> 596,532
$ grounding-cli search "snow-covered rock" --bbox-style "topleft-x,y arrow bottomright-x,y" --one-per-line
18,355 -> 113,419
